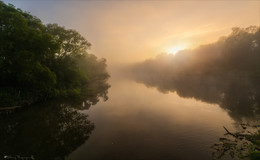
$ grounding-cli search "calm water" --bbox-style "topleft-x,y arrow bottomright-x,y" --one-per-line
67,74 -> 235,160
2,72 -> 256,160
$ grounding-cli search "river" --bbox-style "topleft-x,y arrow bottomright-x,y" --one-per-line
1,72 -> 257,160
67,74 -> 235,160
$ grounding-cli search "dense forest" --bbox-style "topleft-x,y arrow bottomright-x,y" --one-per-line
0,1 -> 110,107
130,26 -> 260,121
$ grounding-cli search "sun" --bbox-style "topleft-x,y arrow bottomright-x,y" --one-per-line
167,45 -> 186,55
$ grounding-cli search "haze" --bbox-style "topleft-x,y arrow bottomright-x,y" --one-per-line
1,1 -> 260,160
4,0 -> 259,69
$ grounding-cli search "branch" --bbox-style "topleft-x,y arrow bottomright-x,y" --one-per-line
223,126 -> 237,137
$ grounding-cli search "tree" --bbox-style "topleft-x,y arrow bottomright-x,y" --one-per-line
130,26 -> 260,121
0,1 -> 110,107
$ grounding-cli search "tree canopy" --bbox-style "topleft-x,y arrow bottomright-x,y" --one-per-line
0,1 -> 110,107
130,26 -> 260,121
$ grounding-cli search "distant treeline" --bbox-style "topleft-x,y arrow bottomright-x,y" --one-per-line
130,26 -> 260,121
0,1 -> 110,107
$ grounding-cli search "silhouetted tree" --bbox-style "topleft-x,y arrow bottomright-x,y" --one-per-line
130,26 -> 260,121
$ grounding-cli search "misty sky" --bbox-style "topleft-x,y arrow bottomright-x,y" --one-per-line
3,0 -> 260,67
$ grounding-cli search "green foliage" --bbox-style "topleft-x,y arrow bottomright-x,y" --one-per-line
0,1 -> 110,107
45,23 -> 91,59
212,125 -> 260,160
249,151 -> 260,160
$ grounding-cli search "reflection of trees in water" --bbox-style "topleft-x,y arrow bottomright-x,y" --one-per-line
66,79 -> 110,110
130,26 -> 260,121
221,77 -> 259,121
0,102 -> 94,160
0,81 -> 110,160
133,72 -> 259,121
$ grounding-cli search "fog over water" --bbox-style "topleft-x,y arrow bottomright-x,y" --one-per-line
68,27 -> 260,159
67,74 -> 235,160
127,26 -> 260,122
1,1 -> 259,160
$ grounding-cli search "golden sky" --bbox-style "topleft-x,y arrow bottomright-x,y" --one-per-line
5,0 -> 260,65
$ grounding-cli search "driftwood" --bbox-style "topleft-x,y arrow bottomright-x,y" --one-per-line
0,106 -> 22,110
223,126 -> 252,139
0,106 -> 23,115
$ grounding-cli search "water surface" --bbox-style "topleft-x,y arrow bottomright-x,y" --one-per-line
2,73 -> 254,160
68,74 -> 235,160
